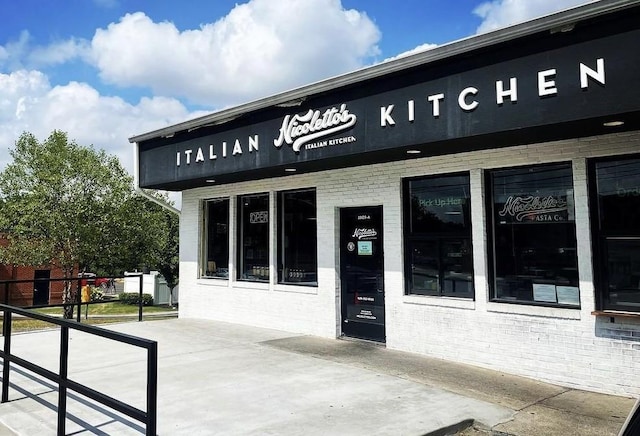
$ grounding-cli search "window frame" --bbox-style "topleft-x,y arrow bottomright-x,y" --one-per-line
402,172 -> 474,299
486,162 -> 580,308
237,192 -> 270,282
277,188 -> 318,287
588,154 -> 640,312
201,198 -> 230,279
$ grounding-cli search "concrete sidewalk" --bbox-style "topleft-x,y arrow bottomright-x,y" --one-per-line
0,318 -> 634,435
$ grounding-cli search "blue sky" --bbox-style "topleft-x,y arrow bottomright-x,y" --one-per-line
0,0 -> 595,180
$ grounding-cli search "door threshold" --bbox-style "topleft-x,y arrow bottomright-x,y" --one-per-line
339,335 -> 386,346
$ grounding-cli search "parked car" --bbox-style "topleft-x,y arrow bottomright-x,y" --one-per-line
78,273 -> 114,290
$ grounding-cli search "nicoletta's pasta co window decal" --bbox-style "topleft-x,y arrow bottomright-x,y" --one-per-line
489,163 -> 579,307
497,192 -> 574,224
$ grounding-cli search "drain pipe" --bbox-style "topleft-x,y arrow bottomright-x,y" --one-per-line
132,142 -> 180,216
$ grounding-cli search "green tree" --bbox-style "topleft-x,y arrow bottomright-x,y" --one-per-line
0,131 -> 177,317
155,203 -> 179,306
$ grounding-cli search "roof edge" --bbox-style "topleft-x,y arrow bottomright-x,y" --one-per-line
129,0 -> 639,144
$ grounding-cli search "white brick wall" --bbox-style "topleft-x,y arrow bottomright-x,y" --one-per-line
179,131 -> 640,396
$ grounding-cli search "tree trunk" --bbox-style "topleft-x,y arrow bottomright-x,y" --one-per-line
62,269 -> 75,319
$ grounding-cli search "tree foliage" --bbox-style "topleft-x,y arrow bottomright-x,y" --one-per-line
0,131 -> 179,314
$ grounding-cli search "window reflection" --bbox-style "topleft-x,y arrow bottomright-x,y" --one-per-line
489,163 -> 579,306
404,174 -> 473,298
203,198 -> 229,278
593,157 -> 640,311
278,189 -> 318,286
238,194 -> 269,282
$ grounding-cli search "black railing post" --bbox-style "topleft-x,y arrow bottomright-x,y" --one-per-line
2,309 -> 12,403
147,342 -> 158,435
76,277 -> 82,323
138,274 -> 144,322
58,325 -> 69,434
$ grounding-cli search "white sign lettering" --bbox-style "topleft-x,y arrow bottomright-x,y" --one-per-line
498,195 -> 568,222
352,228 -> 378,240
176,135 -> 259,167
274,104 -> 357,152
379,58 -> 605,123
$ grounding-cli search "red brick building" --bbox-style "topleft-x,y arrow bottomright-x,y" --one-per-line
0,236 -> 72,307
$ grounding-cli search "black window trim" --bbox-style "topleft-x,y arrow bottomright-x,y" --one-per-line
485,161 -> 581,309
237,192 -> 270,283
201,197 -> 230,280
276,187 -> 318,287
402,171 -> 475,299
588,153 -> 640,312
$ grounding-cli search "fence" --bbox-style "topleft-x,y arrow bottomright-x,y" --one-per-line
1,275 -> 148,322
124,271 -> 178,306
0,303 -> 158,435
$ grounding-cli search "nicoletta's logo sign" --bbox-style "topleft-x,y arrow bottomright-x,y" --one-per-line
498,195 -> 569,222
273,103 -> 357,153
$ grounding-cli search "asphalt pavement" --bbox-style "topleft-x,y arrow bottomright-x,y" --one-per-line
0,318 -> 635,435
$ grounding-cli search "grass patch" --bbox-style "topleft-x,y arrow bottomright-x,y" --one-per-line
0,302 -> 177,333
35,302 -> 176,316
3,313 -> 177,333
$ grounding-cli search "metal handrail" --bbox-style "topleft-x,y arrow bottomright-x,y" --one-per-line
1,274 -> 146,322
0,303 -> 158,435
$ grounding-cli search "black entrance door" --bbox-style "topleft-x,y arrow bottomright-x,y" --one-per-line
33,270 -> 50,306
340,206 -> 385,342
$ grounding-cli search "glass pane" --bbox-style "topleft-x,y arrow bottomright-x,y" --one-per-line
410,240 -> 439,295
204,199 -> 229,278
238,194 -> 269,281
279,189 -> 317,285
442,240 -> 473,297
596,158 -> 640,236
605,239 -> 640,308
404,174 -> 474,298
491,164 -> 579,306
408,175 -> 471,234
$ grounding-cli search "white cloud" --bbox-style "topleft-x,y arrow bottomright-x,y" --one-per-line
0,30 -> 90,69
0,70 -> 204,176
474,0 -> 597,34
88,0 -> 381,106
28,38 -> 90,67
0,30 -> 31,70
382,43 -> 439,63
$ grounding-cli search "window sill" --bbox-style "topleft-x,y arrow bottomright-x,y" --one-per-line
592,310 -> 640,320
403,294 -> 475,310
233,281 -> 270,291
487,301 -> 581,319
196,278 -> 229,287
273,284 -> 318,295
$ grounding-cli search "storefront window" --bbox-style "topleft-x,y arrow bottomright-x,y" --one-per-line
488,163 -> 579,306
277,189 -> 317,286
403,174 -> 473,298
590,156 -> 640,311
202,198 -> 229,278
238,193 -> 270,282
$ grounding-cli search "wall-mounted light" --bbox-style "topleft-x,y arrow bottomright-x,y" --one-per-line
206,179 -> 216,183
406,150 -> 421,155
284,168 -> 297,172
603,120 -> 624,127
